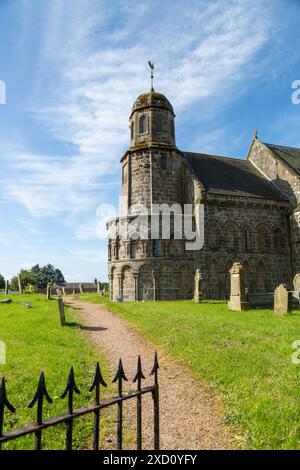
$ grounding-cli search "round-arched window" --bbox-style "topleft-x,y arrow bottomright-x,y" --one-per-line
139,115 -> 147,134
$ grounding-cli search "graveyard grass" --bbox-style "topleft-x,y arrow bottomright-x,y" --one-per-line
0,294 -> 112,450
82,293 -> 300,450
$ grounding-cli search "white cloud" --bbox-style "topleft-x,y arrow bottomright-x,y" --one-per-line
1,0 -> 277,219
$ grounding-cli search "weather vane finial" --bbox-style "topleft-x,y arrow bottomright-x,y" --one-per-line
148,61 -> 154,91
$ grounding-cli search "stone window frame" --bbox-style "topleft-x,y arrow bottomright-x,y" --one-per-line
138,114 -> 148,134
206,219 -> 220,251
256,224 -> 269,253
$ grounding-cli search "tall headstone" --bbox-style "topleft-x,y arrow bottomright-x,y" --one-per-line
97,281 -> 102,294
228,263 -> 249,311
17,275 -> 23,293
57,294 -> 66,326
194,269 -> 202,303
293,273 -> 300,292
46,283 -> 52,300
274,284 -> 291,315
5,280 -> 9,295
79,283 -> 84,294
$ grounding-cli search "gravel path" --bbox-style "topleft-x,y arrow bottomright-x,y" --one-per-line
66,299 -> 234,450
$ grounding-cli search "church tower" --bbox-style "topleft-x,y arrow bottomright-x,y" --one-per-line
107,78 -> 194,302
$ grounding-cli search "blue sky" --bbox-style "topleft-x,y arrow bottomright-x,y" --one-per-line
0,0 -> 300,282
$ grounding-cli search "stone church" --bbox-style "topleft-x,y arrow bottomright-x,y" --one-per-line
107,87 -> 300,301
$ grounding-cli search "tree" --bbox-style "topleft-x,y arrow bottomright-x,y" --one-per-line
10,264 -> 66,290
11,270 -> 34,290
53,268 -> 66,286
0,274 -> 5,290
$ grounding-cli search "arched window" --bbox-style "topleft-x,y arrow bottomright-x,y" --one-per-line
154,116 -> 163,133
225,223 -> 237,250
139,115 -> 147,134
273,228 -> 283,252
207,221 -> 219,250
243,228 -> 252,251
114,237 -> 120,260
257,226 -> 267,252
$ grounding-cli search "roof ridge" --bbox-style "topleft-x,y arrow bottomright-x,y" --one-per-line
183,151 -> 245,163
264,142 -> 300,151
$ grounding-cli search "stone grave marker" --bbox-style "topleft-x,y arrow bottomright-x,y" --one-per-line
228,262 -> 249,311
194,269 -> 202,303
274,284 -> 291,315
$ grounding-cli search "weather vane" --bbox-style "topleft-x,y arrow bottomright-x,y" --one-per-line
148,61 -> 154,91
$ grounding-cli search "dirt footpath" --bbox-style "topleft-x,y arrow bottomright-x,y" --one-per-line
66,299 -> 234,450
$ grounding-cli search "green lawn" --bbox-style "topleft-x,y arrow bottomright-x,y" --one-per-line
81,293 -> 300,450
0,294 -> 110,450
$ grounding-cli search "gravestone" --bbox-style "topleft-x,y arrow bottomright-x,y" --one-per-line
17,275 -> 23,293
79,283 -> 84,294
228,262 -> 249,311
46,283 -> 52,300
4,280 -> 9,295
57,295 -> 66,326
97,281 -> 102,294
293,273 -> 300,291
194,269 -> 202,303
274,284 -> 291,315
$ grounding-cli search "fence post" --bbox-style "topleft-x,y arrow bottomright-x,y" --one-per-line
28,372 -> 53,450
133,356 -> 145,450
60,367 -> 80,450
150,352 -> 160,450
58,295 -> 66,326
113,359 -> 128,450
89,362 -> 107,450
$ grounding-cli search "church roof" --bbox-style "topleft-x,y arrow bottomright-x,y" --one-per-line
263,142 -> 300,176
183,152 -> 286,201
130,90 -> 175,117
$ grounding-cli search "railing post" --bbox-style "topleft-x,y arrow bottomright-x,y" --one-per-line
133,356 -> 145,450
150,352 -> 160,450
89,362 -> 107,450
113,359 -> 128,450
0,378 -> 16,451
28,372 -> 52,450
60,367 -> 80,450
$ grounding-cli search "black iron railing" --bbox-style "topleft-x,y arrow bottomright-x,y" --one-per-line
0,353 -> 159,451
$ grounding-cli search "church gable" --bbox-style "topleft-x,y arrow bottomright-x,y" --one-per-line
247,138 -> 300,205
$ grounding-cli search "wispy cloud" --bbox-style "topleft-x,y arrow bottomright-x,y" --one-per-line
1,0 -> 279,218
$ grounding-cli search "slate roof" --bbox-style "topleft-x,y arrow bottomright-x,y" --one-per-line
264,142 -> 300,176
183,152 -> 286,201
